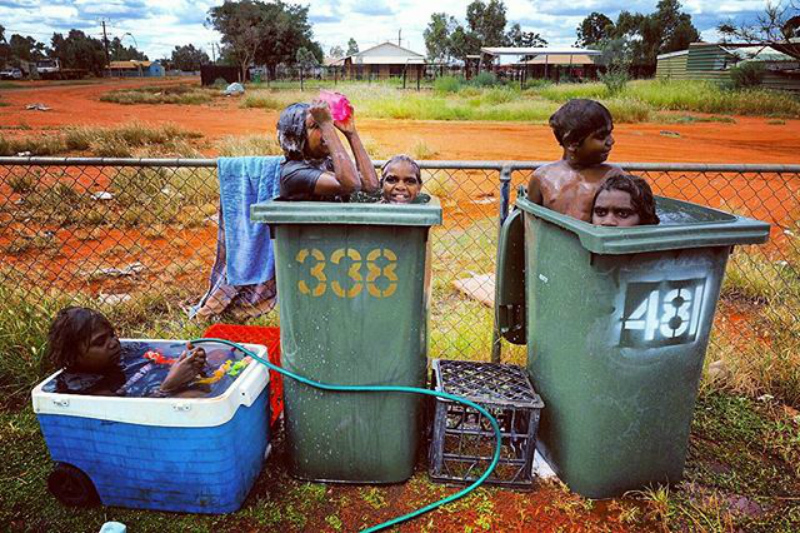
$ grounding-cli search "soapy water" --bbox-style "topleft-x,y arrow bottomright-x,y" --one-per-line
43,340 -> 248,398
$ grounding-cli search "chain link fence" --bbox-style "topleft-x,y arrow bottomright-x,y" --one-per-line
1,158 -> 798,366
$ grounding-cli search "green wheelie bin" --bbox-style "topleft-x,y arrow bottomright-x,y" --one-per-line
252,199 -> 441,483
496,194 -> 770,498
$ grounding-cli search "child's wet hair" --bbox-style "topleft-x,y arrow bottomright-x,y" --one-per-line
381,154 -> 422,185
277,102 -> 310,160
47,307 -> 113,370
594,174 -> 660,225
549,99 -> 613,148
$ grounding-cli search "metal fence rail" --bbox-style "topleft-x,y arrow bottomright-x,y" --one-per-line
1,157 -> 798,364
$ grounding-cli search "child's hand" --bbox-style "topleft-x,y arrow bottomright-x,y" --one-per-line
334,104 -> 355,134
309,100 -> 333,125
160,345 -> 206,393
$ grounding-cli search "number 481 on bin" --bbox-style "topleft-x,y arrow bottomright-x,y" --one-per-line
620,278 -> 707,348
295,247 -> 398,299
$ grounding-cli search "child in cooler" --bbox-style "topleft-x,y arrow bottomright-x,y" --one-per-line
45,307 -> 206,397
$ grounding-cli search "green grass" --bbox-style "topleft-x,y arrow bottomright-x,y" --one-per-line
100,84 -> 218,105
237,78 -> 800,123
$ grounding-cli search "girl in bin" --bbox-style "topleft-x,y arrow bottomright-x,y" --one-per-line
378,154 -> 424,204
591,174 -> 660,227
277,99 -> 379,201
45,307 -> 207,397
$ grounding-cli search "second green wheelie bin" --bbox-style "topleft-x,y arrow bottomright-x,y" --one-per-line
496,195 -> 770,498
252,199 -> 441,483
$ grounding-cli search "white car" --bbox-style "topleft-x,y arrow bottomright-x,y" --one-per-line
0,68 -> 23,80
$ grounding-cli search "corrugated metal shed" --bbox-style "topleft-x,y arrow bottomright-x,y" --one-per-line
656,42 -> 800,91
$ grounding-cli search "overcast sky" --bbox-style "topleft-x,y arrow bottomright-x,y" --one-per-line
0,0 -> 770,60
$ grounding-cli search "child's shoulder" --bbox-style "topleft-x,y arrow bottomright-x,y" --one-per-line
533,160 -> 569,178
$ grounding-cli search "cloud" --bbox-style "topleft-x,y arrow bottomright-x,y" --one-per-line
350,0 -> 394,17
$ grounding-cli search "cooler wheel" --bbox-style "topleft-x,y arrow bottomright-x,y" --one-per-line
47,463 -> 99,507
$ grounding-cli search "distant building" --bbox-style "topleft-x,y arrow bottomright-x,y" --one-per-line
106,60 -> 165,78
656,42 -> 800,91
342,42 -> 426,81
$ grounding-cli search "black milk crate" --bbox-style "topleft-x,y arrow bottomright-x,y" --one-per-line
428,359 -> 544,488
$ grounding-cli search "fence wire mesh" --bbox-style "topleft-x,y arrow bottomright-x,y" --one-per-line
1,158 -> 798,367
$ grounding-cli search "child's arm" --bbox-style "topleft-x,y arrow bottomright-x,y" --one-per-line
159,344 -> 206,394
527,170 -> 544,205
335,111 -> 379,193
309,101 -> 362,196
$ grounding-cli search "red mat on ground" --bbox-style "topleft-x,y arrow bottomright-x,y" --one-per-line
202,324 -> 283,427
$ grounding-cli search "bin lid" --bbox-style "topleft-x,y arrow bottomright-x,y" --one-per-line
251,197 -> 442,227
515,196 -> 770,255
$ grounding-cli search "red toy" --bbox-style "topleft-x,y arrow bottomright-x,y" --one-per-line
144,350 -> 176,365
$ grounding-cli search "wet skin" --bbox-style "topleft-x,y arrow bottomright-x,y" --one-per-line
381,161 -> 421,204
306,100 -> 379,196
528,125 -> 623,222
592,189 -> 641,227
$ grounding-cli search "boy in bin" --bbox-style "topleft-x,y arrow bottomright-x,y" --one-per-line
528,99 -> 624,222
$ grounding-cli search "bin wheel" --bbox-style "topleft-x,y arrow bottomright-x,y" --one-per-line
47,463 -> 99,507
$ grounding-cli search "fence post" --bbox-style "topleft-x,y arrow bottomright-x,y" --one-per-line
491,164 -> 513,363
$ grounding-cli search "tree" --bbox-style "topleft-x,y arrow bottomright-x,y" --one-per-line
9,34 -> 46,64
50,30 -> 106,74
295,46 -> 318,89
207,0 -> 322,81
0,25 -> 8,68
575,12 -> 614,48
655,0 -> 700,54
718,0 -> 800,60
329,45 -> 344,58
207,0 -> 267,81
171,44 -> 210,71
466,0 -> 507,46
424,13 -> 458,62
607,0 -> 699,69
109,37 -> 147,61
505,23 -> 547,47
448,24 -> 482,62
346,38 -> 359,56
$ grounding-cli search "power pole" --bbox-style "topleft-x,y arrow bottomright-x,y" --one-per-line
398,29 -> 401,47
208,42 -> 216,63
101,19 -> 110,68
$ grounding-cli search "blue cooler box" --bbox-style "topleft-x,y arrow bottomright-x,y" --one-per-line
31,339 -> 270,514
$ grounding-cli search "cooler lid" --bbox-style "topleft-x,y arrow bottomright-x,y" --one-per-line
515,196 -> 770,255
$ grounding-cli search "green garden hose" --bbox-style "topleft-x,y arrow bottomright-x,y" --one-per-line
191,337 -> 502,533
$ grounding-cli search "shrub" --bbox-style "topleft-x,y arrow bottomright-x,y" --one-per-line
471,72 -> 499,87
599,67 -> 629,96
434,76 -> 462,94
213,77 -> 228,89
730,62 -> 765,90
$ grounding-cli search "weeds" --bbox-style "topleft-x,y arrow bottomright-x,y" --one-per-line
100,84 -> 217,105
1,123 -> 202,157
411,138 -> 438,160
216,134 -> 283,156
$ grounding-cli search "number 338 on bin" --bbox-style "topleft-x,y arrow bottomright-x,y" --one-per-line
295,247 -> 398,299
